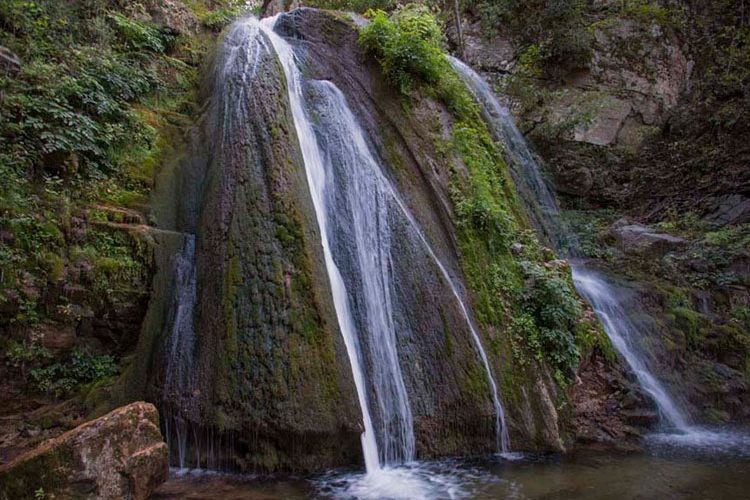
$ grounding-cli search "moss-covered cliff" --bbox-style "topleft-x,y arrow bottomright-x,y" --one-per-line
0,0 -> 243,463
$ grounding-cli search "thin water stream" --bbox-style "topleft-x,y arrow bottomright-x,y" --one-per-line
447,56 -> 694,435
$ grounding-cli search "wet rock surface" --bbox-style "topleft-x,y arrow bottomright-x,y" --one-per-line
0,402 -> 168,500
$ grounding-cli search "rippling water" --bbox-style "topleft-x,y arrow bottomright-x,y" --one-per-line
153,428 -> 750,500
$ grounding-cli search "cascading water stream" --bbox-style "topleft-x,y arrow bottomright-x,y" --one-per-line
448,57 -> 692,433
259,16 -> 383,472
257,14 -> 511,475
163,234 -> 198,470
571,268 -> 689,429
309,79 -> 510,457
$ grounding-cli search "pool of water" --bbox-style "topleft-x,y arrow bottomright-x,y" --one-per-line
152,428 -> 750,499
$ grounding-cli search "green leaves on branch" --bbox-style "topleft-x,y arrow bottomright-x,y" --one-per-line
108,13 -> 175,53
30,348 -> 118,397
520,261 -> 582,383
359,5 -> 477,116
5,340 -> 118,397
359,5 -> 445,95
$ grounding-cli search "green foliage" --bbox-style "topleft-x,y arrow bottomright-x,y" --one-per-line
620,0 -> 674,27
108,12 -> 174,53
468,0 -> 592,71
452,124 -> 515,249
661,221 -> 750,289
360,6 -> 445,95
308,0 -> 396,12
731,306 -> 750,330
0,0 -> 218,326
5,340 -> 54,380
30,348 -> 119,397
519,261 -> 583,383
359,6 -> 477,114
5,339 -> 117,396
200,7 -> 241,32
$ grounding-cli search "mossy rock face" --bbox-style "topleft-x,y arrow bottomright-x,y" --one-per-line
121,21 -> 362,472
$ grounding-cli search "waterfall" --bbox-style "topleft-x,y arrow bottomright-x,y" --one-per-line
449,57 -> 691,432
258,16 -> 383,472
163,234 -> 199,469
256,14 -> 511,469
572,267 -> 689,429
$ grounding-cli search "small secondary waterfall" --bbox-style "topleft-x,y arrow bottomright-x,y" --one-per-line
449,57 -> 691,432
257,14 -> 511,470
162,234 -> 199,469
572,268 -> 689,429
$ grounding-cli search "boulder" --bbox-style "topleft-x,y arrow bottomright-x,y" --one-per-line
459,20 -> 515,73
143,0 -> 199,35
610,219 -> 686,258
0,402 -> 168,500
573,95 -> 632,146
262,0 -> 300,17
704,194 -> 750,226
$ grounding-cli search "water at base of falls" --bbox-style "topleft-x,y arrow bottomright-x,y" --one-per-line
155,444 -> 750,499
314,461 -> 496,500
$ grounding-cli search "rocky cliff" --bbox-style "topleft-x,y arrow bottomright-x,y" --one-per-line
454,0 -> 750,426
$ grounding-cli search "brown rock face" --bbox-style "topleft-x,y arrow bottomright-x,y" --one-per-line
0,402 -> 168,500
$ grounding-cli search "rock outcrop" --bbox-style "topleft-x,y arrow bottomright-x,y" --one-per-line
609,219 -> 687,258
0,402 -> 168,500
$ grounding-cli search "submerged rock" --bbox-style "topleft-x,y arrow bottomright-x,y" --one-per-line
0,402 -> 168,500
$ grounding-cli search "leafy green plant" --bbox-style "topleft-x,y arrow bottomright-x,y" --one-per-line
360,5 -> 445,95
30,348 -> 118,397
108,13 -> 174,53
519,261 -> 583,383
621,0 -> 674,27
5,340 -> 53,382
200,7 -> 241,31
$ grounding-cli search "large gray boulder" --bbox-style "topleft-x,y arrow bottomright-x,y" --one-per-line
0,402 -> 168,500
